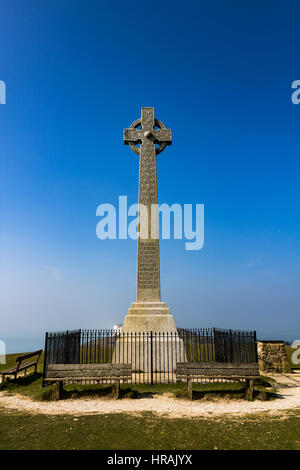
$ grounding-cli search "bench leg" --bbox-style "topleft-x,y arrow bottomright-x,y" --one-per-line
246,379 -> 254,400
187,377 -> 193,400
55,381 -> 63,400
114,380 -> 120,399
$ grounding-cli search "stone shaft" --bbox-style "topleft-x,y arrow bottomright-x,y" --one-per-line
124,107 -> 172,302
123,107 -> 177,333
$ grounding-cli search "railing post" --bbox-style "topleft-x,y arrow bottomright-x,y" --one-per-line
150,331 -> 153,385
42,332 -> 48,387
65,330 -> 69,364
253,330 -> 258,363
213,327 -> 217,362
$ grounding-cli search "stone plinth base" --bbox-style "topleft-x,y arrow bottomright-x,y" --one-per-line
113,334 -> 186,373
257,341 -> 290,373
122,301 -> 177,333
112,301 -> 187,375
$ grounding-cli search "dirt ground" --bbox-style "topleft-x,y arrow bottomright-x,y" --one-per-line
0,372 -> 299,418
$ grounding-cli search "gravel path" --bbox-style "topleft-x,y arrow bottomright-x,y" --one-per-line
1,373 -> 299,418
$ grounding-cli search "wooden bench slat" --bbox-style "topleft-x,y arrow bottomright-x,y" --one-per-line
16,361 -> 37,371
16,350 -> 42,362
176,362 -> 259,370
46,377 -> 131,382
0,367 -> 19,374
1,362 -> 40,375
46,370 -> 131,378
45,363 -> 132,381
47,363 -> 131,371
177,370 -> 259,376
176,362 -> 259,377
176,375 -> 260,382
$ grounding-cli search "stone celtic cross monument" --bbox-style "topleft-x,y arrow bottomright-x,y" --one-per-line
121,107 -> 178,333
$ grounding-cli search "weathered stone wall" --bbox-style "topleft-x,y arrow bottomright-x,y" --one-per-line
257,341 -> 290,373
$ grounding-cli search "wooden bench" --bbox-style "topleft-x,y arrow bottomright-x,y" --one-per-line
0,350 -> 42,382
176,362 -> 260,399
44,363 -> 132,400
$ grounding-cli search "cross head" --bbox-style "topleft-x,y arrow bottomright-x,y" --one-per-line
124,107 -> 172,155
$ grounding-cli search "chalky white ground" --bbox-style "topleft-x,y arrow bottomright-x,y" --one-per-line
0,373 -> 299,418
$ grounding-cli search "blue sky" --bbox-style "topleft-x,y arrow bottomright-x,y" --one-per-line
1,1 -> 300,352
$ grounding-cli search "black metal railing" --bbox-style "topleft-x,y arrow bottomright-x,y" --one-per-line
213,328 -> 258,363
43,327 -> 257,384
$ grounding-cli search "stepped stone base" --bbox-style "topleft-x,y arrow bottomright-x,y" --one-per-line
122,301 -> 178,333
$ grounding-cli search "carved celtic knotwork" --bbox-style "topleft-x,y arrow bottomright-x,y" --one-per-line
123,107 -> 171,300
123,107 -> 172,156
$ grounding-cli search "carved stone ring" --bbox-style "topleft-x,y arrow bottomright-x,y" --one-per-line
124,107 -> 172,156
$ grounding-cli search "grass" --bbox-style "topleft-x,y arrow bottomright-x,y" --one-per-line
0,408 -> 299,450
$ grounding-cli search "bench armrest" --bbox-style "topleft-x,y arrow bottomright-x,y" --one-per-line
16,349 -> 42,365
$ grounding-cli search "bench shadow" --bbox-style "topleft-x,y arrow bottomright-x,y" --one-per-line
62,385 -> 115,400
192,389 -> 246,400
60,386 -> 142,400
191,388 -> 278,401
0,372 -> 42,388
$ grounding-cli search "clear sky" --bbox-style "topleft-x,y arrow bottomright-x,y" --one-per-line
1,1 -> 300,352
